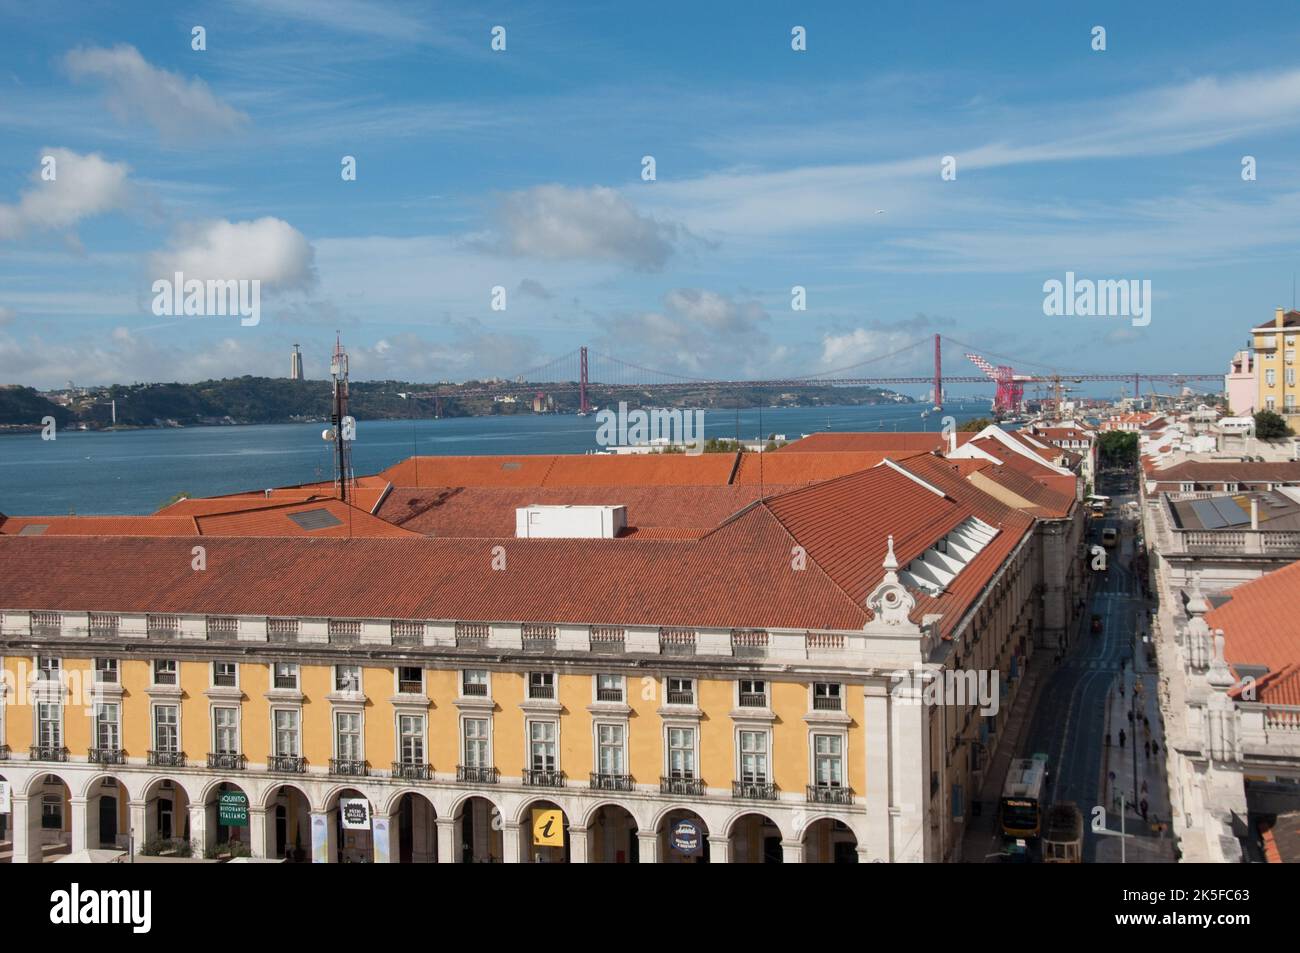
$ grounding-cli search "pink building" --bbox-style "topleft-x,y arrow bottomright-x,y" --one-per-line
1226,349 -> 1257,416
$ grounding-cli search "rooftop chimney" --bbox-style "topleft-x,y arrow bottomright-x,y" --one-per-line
1251,497 -> 1258,530
1277,307 -> 1285,330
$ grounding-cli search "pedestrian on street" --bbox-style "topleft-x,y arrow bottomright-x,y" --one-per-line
1143,715 -> 1150,730
1144,740 -> 1151,759
1128,709 -> 1135,724
1141,779 -> 1149,795
1140,798 -> 1149,821
1119,728 -> 1127,748
1105,731 -> 1111,747
1119,684 -> 1125,698
1152,740 -> 1159,756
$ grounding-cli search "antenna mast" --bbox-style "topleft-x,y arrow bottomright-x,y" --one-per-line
329,333 -> 355,503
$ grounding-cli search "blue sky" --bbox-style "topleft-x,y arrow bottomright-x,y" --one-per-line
2,0 -> 1299,398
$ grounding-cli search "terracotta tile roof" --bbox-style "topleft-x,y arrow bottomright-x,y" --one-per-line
973,464 -> 1076,519
1251,309 -> 1300,331
776,432 -> 974,453
732,451 -> 902,485
1206,560 -> 1300,703
194,499 -> 420,538
377,453 -> 744,488
376,485 -> 783,537
0,515 -> 198,536
0,458 -> 1033,636
155,482 -> 390,517
1149,461 -> 1300,482
1259,813 -> 1300,863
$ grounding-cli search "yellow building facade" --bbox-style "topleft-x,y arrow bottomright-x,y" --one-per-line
1253,308 -> 1300,429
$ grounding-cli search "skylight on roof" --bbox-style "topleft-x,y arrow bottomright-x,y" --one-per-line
899,517 -> 998,596
287,508 -> 344,531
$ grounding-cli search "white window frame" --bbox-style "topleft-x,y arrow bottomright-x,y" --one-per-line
272,661 -> 298,691
809,729 -> 848,789
211,660 -> 239,689
526,718 -> 559,773
461,668 -> 491,698
395,665 -> 424,696
593,721 -> 627,777
736,678 -> 769,709
272,707 -> 301,758
152,658 -> 178,687
396,712 -> 427,766
93,657 -> 119,684
810,681 -> 844,711
664,723 -> 698,780
152,703 -> 181,754
664,676 -> 696,706
94,701 -> 121,751
36,699 -> 63,749
527,671 -> 557,701
335,712 -> 366,764
211,704 -> 241,755
334,664 -> 362,693
460,714 -> 492,769
594,673 -> 625,704
737,727 -> 771,784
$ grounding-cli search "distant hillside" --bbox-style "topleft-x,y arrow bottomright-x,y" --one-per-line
0,376 -> 909,431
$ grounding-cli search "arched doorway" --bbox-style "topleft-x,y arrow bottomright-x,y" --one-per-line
84,774 -> 127,849
455,795 -> 503,863
801,817 -> 859,863
141,777 -> 190,854
587,804 -> 637,863
657,808 -> 709,864
520,799 -> 569,863
728,812 -> 782,863
28,773 -> 71,861
326,787 -> 375,863
205,781 -> 251,859
266,784 -> 311,861
393,791 -> 437,863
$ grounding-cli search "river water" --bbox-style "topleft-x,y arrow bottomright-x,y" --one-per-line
0,401 -> 991,515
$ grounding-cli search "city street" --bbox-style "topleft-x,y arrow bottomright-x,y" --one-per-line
965,462 -> 1177,862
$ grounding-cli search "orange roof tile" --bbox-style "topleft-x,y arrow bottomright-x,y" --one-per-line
1206,560 -> 1300,703
194,499 -> 420,538
0,515 -> 198,536
732,451 -> 902,485
776,432 -> 975,453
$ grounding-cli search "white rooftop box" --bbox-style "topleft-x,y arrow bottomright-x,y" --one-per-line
516,504 -> 627,539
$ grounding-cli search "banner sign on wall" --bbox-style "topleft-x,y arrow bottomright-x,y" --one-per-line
341,798 -> 371,830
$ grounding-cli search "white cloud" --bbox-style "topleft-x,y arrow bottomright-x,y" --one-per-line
492,185 -> 686,271
0,148 -> 133,240
64,44 -> 248,143
596,289 -> 773,376
150,217 -> 316,288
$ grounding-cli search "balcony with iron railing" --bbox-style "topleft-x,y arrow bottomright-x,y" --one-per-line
392,761 -> 432,781
812,694 -> 843,711
324,758 -> 365,777
660,775 -> 705,796
88,747 -> 125,765
267,754 -> 306,773
523,768 -> 565,787
457,765 -> 499,784
0,744 -> 9,761
148,750 -> 186,768
30,745 -> 69,762
666,689 -> 695,706
461,681 -> 488,697
738,692 -> 768,708
208,752 -> 246,770
732,780 -> 777,801
596,687 -> 624,703
527,681 -> 555,700
589,772 -> 634,791
806,784 -> 854,805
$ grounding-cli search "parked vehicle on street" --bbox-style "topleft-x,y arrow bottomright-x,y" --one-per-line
1042,802 -> 1084,863
1101,527 -> 1118,547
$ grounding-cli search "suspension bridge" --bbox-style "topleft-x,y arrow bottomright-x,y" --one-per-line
402,335 -> 1221,415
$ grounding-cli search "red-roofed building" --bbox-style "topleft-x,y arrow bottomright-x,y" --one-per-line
1157,570 -> 1300,862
